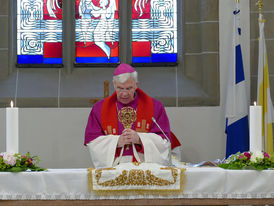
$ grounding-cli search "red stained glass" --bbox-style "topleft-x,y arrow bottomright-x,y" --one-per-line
43,0 -> 62,20
75,0 -> 119,19
44,42 -> 62,58
76,42 -> 119,57
132,41 -> 151,57
132,0 -> 150,19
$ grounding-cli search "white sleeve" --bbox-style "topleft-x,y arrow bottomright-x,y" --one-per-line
87,135 -> 119,168
138,133 -> 171,166
172,146 -> 182,161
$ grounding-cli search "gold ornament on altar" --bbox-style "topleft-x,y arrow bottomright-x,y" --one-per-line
118,106 -> 137,150
94,167 -> 179,187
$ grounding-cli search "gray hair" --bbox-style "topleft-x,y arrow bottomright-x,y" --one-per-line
113,71 -> 138,84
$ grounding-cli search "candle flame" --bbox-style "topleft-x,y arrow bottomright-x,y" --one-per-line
254,101 -> 257,106
10,100 -> 14,108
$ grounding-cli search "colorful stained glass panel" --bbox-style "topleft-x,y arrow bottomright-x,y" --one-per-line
132,0 -> 177,64
17,0 -> 63,65
75,0 -> 120,64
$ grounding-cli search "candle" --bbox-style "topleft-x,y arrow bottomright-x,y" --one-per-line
6,100 -> 19,153
249,102 -> 262,152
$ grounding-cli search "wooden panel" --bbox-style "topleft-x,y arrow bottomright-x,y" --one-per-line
1,198 -> 274,206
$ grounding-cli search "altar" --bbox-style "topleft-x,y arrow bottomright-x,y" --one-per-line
0,167 -> 274,205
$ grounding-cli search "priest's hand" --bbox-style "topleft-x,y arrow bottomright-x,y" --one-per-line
117,132 -> 132,148
121,128 -> 141,145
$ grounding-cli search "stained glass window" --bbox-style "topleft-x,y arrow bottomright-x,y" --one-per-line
17,0 -> 63,65
132,0 -> 177,64
75,0 -> 120,64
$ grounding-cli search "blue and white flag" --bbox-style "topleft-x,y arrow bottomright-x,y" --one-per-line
225,3 -> 249,157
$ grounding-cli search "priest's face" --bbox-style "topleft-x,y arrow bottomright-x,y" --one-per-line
114,77 -> 138,104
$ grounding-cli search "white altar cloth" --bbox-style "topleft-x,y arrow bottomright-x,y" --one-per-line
0,167 -> 274,200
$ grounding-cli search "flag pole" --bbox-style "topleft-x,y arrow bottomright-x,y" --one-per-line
256,0 -> 274,154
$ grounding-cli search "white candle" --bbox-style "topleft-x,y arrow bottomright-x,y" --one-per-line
6,101 -> 19,153
249,103 -> 263,152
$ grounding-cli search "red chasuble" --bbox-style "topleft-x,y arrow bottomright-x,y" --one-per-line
101,88 -> 154,135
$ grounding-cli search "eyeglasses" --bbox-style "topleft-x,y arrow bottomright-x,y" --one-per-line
115,87 -> 135,93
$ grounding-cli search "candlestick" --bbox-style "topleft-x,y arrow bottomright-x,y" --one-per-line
6,100 -> 19,153
249,105 -> 262,152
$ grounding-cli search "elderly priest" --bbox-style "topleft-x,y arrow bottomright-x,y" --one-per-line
84,63 -> 175,168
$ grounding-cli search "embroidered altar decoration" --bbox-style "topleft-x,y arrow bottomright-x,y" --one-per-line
0,152 -> 46,172
218,151 -> 274,170
88,162 -> 186,196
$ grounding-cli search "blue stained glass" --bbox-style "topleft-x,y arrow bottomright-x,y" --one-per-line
18,55 -> 44,64
76,57 -> 119,64
132,57 -> 151,63
44,58 -> 63,64
151,53 -> 177,63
